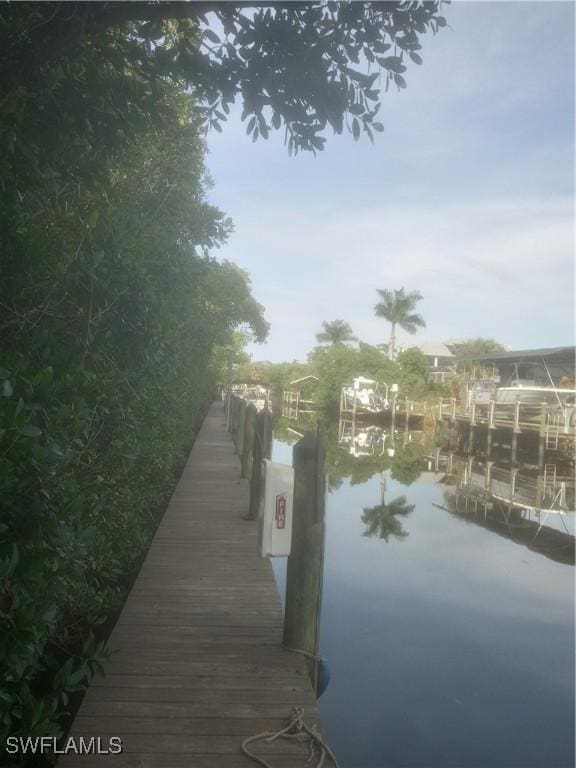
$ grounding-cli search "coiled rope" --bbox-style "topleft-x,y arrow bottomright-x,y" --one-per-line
240,706 -> 341,768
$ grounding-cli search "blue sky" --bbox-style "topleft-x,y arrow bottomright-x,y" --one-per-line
205,1 -> 575,363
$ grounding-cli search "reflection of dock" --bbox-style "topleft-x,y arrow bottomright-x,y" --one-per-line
447,496 -> 575,566
282,376 -> 318,420
339,417 -> 424,457
430,452 -> 575,565
282,390 -> 316,419
438,398 -> 575,456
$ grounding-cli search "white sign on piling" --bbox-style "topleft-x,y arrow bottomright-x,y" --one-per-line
258,460 -> 294,557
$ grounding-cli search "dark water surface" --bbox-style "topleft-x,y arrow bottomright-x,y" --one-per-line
271,437 -> 575,768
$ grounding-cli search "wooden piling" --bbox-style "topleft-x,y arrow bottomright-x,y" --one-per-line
247,408 -> 274,521
236,398 -> 247,457
241,404 -> 257,479
229,395 -> 239,442
283,429 -> 326,694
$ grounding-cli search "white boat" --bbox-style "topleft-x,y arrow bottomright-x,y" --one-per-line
231,384 -> 270,411
341,377 -> 389,413
494,386 -> 576,407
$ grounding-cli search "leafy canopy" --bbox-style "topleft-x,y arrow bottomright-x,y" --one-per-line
0,1 -> 447,155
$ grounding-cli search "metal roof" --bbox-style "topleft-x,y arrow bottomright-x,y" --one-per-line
289,375 -> 319,385
417,341 -> 455,357
459,346 -> 575,363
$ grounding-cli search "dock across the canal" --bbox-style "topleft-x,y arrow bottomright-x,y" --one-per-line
59,401 -> 325,768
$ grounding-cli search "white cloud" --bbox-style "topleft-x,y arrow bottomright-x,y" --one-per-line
231,197 -> 573,360
202,1 -> 574,362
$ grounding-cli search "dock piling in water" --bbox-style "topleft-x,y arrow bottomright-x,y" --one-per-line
283,429 -> 326,695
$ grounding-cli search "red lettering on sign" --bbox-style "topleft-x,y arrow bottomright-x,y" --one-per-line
275,494 -> 286,529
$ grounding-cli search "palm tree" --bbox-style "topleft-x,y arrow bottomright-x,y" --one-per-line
374,288 -> 425,360
315,319 -> 357,346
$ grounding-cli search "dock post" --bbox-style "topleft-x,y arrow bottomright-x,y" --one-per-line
225,392 -> 231,432
467,424 -> 475,454
484,461 -> 493,494
488,399 -> 496,430
236,399 -> 247,456
241,404 -> 257,479
513,400 -> 521,434
511,432 -> 518,464
448,419 -> 457,450
246,408 -> 273,521
229,395 -> 238,439
538,402 -> 547,470
486,429 -> 493,456
487,399 -> 496,456
284,428 -> 326,695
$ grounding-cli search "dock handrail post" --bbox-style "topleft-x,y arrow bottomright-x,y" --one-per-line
513,400 -> 521,433
284,427 -> 326,695
488,399 -> 495,429
241,404 -> 257,479
470,401 -> 477,427
538,401 -> 547,469
247,408 -> 273,520
451,397 -> 456,420
391,391 -> 397,433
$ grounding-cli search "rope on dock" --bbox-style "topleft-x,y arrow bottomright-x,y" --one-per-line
282,644 -> 325,662
240,706 -> 341,768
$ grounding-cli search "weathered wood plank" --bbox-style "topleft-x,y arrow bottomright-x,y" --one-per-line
59,401 -> 325,767
72,717 -> 320,736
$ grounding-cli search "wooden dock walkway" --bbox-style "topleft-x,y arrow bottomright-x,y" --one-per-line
60,401 -> 321,768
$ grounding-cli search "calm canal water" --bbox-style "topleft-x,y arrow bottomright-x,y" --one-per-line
271,429 -> 575,768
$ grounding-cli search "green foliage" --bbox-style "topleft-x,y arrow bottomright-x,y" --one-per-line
390,443 -> 424,486
396,347 -> 430,399
0,49 -> 267,758
397,347 -> 428,378
315,320 -> 357,346
452,338 -> 505,358
0,2 -> 446,156
309,342 -> 399,412
238,361 -> 313,396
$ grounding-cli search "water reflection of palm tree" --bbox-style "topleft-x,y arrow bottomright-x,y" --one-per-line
361,472 -> 415,541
